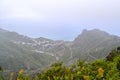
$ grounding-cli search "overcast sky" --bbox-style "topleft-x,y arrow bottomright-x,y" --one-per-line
0,0 -> 120,40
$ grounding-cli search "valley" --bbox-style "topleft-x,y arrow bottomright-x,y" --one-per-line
0,28 -> 120,71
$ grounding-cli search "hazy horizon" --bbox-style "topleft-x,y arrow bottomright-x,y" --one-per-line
0,0 -> 120,40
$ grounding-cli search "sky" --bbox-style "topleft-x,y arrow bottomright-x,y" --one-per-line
0,0 -> 120,40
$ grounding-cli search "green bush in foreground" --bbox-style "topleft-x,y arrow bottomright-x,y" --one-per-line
1,57 -> 119,80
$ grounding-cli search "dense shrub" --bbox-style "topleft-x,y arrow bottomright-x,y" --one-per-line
0,48 -> 120,80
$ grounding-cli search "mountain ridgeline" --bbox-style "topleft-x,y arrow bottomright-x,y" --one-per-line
0,28 -> 120,71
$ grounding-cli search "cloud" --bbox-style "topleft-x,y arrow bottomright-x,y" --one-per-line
0,0 -> 41,19
0,0 -> 120,20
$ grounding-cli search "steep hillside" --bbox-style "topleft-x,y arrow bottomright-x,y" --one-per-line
0,28 -> 56,71
72,29 -> 120,61
0,28 -> 120,71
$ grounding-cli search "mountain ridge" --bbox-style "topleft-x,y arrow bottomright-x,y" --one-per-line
0,28 -> 120,71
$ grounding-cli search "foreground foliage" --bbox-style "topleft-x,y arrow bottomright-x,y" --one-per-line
0,48 -> 120,80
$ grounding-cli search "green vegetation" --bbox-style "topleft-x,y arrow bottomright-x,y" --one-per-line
0,47 -> 120,80
0,31 -> 56,71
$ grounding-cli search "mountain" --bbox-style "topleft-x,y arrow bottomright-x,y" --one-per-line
72,29 -> 120,61
0,28 -> 120,71
0,28 -> 56,71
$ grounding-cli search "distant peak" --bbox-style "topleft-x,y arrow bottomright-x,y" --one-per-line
82,29 -> 88,33
82,29 -> 102,33
82,29 -> 102,32
74,29 -> 111,41
91,28 -> 101,31
81,29 -> 108,35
